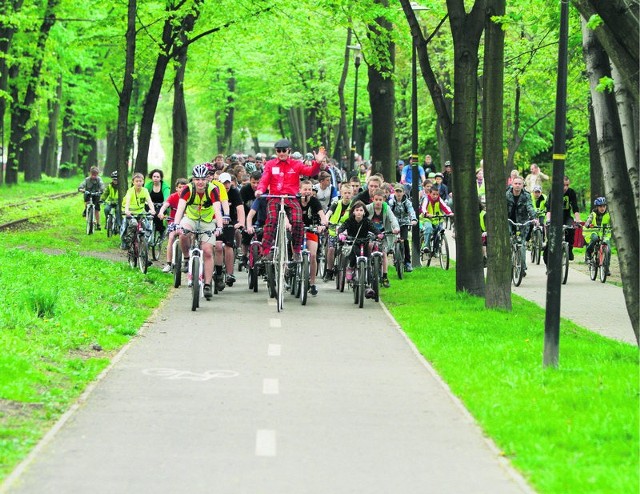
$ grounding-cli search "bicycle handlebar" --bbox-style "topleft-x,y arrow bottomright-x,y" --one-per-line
508,219 -> 536,227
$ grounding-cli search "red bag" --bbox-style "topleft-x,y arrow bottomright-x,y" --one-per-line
573,225 -> 585,247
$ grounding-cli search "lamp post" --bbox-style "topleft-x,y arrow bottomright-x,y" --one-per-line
347,44 -> 362,175
410,2 -> 428,267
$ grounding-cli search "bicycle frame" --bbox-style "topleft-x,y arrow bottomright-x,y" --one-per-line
508,219 -> 535,286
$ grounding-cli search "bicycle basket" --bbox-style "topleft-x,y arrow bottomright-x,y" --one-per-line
342,244 -> 353,257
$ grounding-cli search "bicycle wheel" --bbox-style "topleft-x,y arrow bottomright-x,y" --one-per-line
266,262 -> 276,298
357,259 -> 366,308
138,235 -> 149,274
439,233 -> 450,270
249,243 -> 260,292
511,244 -> 523,286
316,237 -> 326,280
86,205 -> 94,235
371,256 -> 381,303
599,244 -> 610,283
173,243 -> 182,288
300,253 -> 310,305
128,239 -> 138,269
191,256 -> 200,311
276,222 -> 287,312
393,242 -> 404,280
151,229 -> 163,261
531,229 -> 542,265
588,250 -> 598,281
275,252 -> 285,312
291,261 -> 300,297
561,243 -> 569,285
106,215 -> 114,238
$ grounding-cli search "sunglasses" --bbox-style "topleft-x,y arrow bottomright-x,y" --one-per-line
276,148 -> 289,153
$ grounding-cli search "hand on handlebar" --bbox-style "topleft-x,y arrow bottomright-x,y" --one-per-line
338,233 -> 347,242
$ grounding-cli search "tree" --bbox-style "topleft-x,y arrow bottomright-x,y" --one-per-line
482,0 -> 511,309
581,17 -> 639,343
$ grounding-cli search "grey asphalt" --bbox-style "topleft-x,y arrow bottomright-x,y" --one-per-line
2,276 -> 533,494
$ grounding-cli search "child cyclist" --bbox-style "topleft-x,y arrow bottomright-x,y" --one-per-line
421,185 -> 452,253
325,183 -> 353,281
299,180 -> 328,297
337,201 -> 382,299
78,166 -> 106,230
121,173 -> 157,250
101,171 -> 120,228
365,189 -> 400,288
157,178 -> 189,272
582,197 -> 611,274
388,183 -> 417,271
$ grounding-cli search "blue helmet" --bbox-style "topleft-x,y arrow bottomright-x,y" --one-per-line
594,197 -> 607,207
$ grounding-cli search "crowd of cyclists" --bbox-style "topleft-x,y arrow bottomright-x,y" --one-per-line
78,139 -> 613,300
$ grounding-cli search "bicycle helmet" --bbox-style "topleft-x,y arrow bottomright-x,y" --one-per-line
292,151 -> 303,160
230,154 -> 239,163
192,164 -> 209,178
305,153 -> 314,161
274,138 -> 291,149
594,197 -> 607,206
110,171 -> 118,179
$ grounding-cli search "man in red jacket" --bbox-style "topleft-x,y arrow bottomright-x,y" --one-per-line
255,138 -> 326,258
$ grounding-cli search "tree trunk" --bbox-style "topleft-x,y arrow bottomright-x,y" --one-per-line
448,0 -> 486,297
334,30 -> 352,161
23,123 -> 41,182
582,17 -> 639,343
41,76 -> 61,177
104,128 -> 117,175
572,0 -> 639,103
483,0 -> 510,309
116,0 -> 136,200
172,41 -> 188,185
611,62 -> 639,221
587,97 -> 604,201
222,73 -> 236,153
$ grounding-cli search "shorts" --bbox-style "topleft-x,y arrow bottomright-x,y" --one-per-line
305,231 -> 319,243
179,217 -> 217,245
221,225 -> 237,247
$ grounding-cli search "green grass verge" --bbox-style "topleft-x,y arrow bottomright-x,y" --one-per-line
383,266 -> 638,494
0,180 -> 172,481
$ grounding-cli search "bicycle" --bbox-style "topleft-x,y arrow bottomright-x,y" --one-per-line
263,194 -> 298,312
291,227 -> 318,305
529,221 -> 544,265
420,215 -> 452,270
390,232 -> 405,280
126,213 -> 154,274
559,224 -> 578,285
104,202 -> 121,238
351,238 -> 368,308
316,230 -> 328,281
368,235 -> 384,303
584,224 -> 611,283
508,219 -> 535,287
247,227 -> 264,293
148,202 -> 166,261
182,221 -> 218,311
334,237 -> 352,293
81,190 -> 102,235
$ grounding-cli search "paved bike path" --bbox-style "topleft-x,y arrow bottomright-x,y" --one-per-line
2,282 -> 532,494
444,230 -> 636,346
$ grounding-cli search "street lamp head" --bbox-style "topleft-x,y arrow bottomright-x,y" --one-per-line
347,44 -> 362,66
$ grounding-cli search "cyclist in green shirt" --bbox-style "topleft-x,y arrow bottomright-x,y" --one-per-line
121,173 -> 157,250
101,171 -> 120,227
583,197 -> 611,272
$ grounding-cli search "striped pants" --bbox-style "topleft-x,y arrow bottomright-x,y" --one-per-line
261,198 -> 303,255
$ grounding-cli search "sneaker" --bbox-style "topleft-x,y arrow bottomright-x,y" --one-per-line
162,263 -> 172,273
241,254 -> 248,269
404,262 -> 413,272
324,269 -> 334,281
215,274 -> 226,292
309,285 -> 318,296
203,284 -> 212,300
522,269 -> 527,278
569,250 -> 574,261
82,208 -> 86,218
421,246 -> 430,254
95,224 -> 101,231
382,276 -> 390,288
365,288 -> 375,299
181,259 -> 189,273
226,273 -> 236,287
346,267 -> 354,281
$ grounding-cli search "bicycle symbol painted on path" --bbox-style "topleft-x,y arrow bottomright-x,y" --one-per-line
143,368 -> 239,381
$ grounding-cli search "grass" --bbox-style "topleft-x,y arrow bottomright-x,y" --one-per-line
0,180 -> 172,481
382,266 -> 638,494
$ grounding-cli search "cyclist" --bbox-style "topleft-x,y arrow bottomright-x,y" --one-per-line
173,164 -> 224,300
121,172 -> 157,251
326,183 -> 353,280
299,180 -> 328,297
254,138 -> 326,260
78,166 -> 106,230
400,158 -> 426,197
239,171 -> 262,268
145,169 -> 170,238
420,185 -> 452,254
101,171 -> 120,228
365,189 -> 400,288
388,183 -> 417,271
157,178 -> 189,272
507,176 -> 537,276
479,195 -> 487,267
545,175 -> 581,261
217,172 -> 245,289
313,171 -> 337,211
583,197 -> 611,275
337,200 -> 383,299
352,174 -> 383,206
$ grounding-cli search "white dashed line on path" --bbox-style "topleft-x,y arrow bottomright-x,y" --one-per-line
268,344 -> 281,356
255,430 -> 277,457
262,378 -> 279,395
